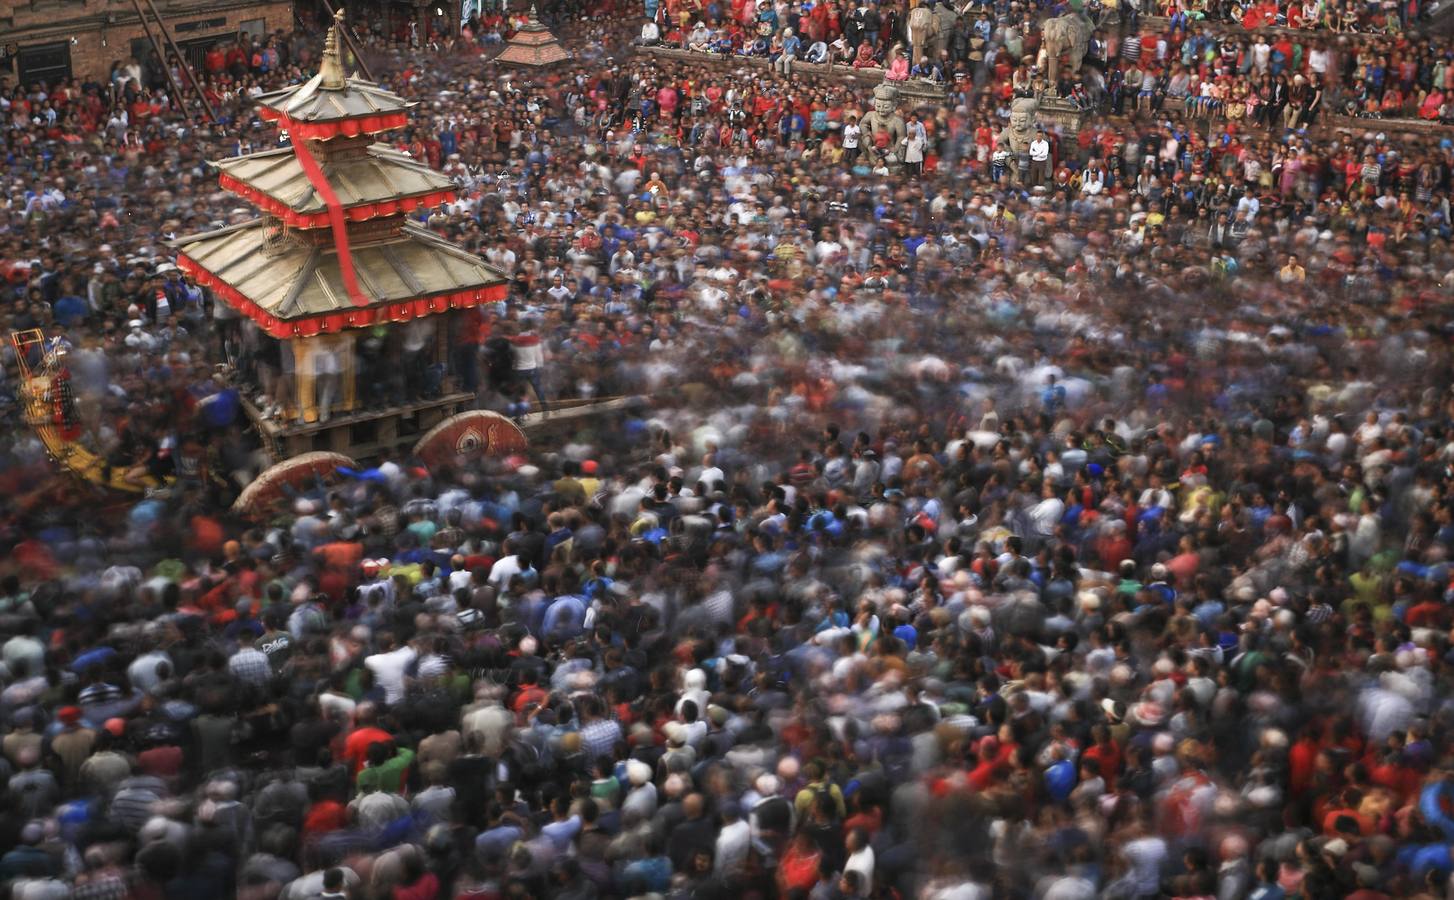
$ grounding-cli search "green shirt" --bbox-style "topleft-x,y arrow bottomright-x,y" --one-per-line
356,747 -> 414,795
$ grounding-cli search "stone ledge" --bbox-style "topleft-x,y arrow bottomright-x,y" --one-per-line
637,45 -> 947,103
637,44 -> 1441,142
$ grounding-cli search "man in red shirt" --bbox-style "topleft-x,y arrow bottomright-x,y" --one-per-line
342,704 -> 393,775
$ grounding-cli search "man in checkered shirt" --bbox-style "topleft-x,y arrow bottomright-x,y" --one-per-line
227,632 -> 273,688
576,695 -> 623,765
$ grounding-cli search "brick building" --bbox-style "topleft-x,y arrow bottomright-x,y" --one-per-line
2,0 -> 295,88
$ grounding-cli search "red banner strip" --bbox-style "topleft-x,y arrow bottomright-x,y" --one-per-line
288,136 -> 370,308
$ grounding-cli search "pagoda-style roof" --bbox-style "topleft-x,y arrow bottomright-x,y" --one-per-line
173,220 -> 508,338
253,12 -> 413,140
214,144 -> 458,228
255,77 -> 414,140
497,9 -> 571,67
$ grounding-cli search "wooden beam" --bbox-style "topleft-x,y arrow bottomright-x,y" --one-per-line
127,0 -> 192,124
141,0 -> 220,124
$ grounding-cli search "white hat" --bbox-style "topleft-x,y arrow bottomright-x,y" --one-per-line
626,759 -> 653,786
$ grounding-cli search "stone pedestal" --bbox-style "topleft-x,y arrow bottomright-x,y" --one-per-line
891,77 -> 949,106
1036,95 -> 1087,134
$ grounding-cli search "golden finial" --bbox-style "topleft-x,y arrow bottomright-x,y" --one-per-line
319,8 -> 347,90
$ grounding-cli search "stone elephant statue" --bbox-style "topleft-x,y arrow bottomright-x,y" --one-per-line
907,5 -> 940,67
1038,11 -> 1093,89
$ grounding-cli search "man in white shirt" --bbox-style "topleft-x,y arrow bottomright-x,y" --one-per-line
311,341 -> 341,423
843,118 -> 862,166
546,275 -> 574,306
1029,129 -> 1051,187
638,19 -> 661,44
364,634 -> 419,706
1251,35 -> 1270,74
696,451 -> 724,489
488,540 -> 529,588
714,802 -> 751,878
1307,44 -> 1329,77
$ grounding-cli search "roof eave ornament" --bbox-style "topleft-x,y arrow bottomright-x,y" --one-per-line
319,8 -> 348,91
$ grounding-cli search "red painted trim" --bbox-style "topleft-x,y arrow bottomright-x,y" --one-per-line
177,252 -> 508,339
217,173 -> 456,229
257,106 -> 410,141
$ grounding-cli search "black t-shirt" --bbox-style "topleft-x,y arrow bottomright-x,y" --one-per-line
259,629 -> 293,670
289,717 -> 339,764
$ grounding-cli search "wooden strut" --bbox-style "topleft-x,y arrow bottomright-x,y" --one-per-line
318,0 -> 376,83
140,0 -> 220,124
127,0 -> 192,124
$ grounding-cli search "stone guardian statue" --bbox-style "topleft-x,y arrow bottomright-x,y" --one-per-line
998,96 -> 1038,184
859,82 -> 908,170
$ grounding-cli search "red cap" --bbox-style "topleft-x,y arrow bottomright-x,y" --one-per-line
57,706 -> 82,725
103,718 -> 127,737
581,460 -> 599,475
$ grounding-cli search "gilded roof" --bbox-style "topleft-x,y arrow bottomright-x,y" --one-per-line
256,74 -> 413,124
213,144 -> 456,214
173,221 -> 507,321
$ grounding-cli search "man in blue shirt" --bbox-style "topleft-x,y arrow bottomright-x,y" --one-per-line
543,592 -> 588,644
775,29 -> 802,76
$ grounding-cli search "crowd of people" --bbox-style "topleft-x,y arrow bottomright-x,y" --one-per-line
4,0 -> 1454,897
642,0 -> 1454,122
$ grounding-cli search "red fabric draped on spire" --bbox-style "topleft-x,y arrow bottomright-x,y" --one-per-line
289,135 -> 370,308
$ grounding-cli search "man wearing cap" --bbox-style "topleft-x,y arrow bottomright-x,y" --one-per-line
0,821 -> 56,882
49,707 -> 97,792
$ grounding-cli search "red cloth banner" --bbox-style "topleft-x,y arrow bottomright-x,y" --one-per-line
288,136 -> 370,308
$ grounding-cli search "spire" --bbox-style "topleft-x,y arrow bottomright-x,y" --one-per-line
319,8 -> 347,90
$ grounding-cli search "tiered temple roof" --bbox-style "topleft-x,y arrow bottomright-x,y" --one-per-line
174,10 -> 506,339
496,7 -> 571,68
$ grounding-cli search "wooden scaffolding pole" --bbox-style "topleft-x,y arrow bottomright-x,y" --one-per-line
141,0 -> 220,124
127,0 -> 192,124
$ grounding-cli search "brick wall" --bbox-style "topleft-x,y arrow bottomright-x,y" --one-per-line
5,0 -> 295,84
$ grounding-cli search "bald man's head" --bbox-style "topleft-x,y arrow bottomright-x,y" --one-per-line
682,792 -> 705,819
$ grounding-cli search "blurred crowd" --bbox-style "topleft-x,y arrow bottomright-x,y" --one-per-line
3,1 -> 1454,899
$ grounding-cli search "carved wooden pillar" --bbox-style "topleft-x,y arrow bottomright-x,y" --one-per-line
435,313 -> 454,394
338,332 -> 358,413
294,336 -> 318,424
